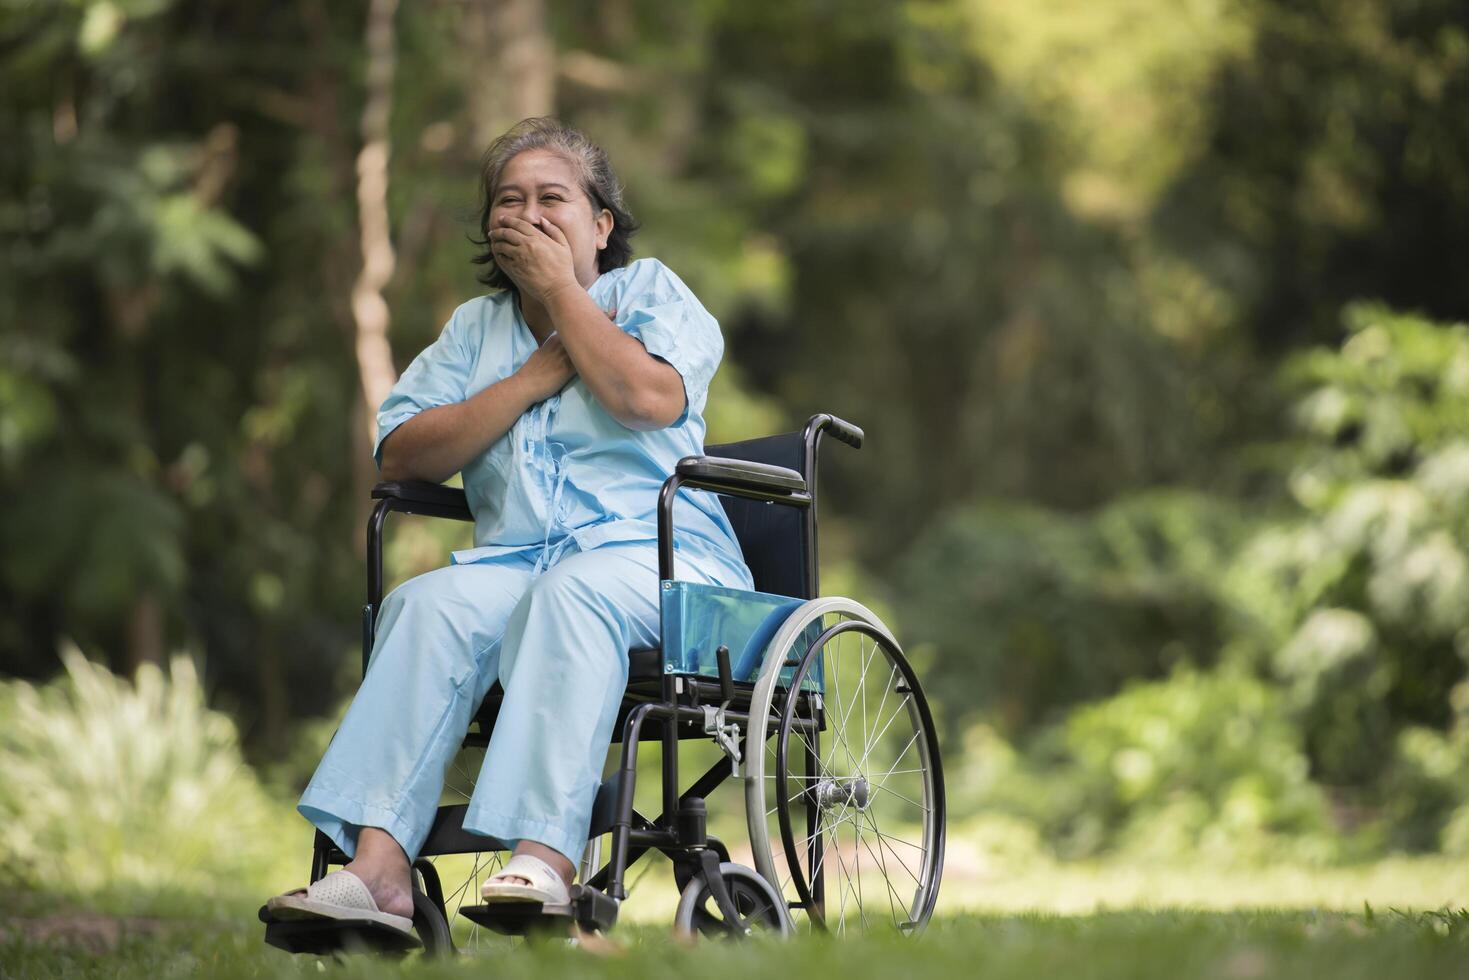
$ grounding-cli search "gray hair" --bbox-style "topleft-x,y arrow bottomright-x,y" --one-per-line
470,117 -> 640,289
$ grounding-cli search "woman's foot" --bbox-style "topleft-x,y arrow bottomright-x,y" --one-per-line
479,841 -> 578,904
496,840 -> 575,889
337,827 -> 415,919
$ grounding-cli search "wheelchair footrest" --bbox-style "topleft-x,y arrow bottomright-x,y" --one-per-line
459,884 -> 619,935
258,906 -> 423,955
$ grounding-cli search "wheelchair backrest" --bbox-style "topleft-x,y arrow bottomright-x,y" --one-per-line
704,431 -> 812,600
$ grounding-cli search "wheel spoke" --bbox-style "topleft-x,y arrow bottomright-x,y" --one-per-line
865,726 -> 922,785
861,661 -> 900,769
809,794 -> 857,898
828,815 -> 860,934
866,818 -> 925,889
825,701 -> 862,776
858,634 -> 872,772
869,781 -> 931,812
852,804 -> 868,930
440,858 -> 479,910
855,693 -> 914,773
793,725 -> 835,781
832,829 -> 852,932
858,809 -> 904,928
826,633 -> 862,774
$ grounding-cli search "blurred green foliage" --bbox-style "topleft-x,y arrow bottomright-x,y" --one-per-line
0,645 -> 290,908
1233,304 -> 1469,842
896,490 -> 1248,740
974,665 -> 1335,862
915,304 -> 1469,858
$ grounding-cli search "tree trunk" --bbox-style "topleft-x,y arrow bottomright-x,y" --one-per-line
126,593 -> 164,670
463,0 -> 555,147
351,0 -> 401,445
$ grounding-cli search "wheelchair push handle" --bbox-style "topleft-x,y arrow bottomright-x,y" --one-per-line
811,413 -> 864,450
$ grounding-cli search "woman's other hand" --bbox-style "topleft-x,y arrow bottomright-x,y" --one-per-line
491,216 -> 578,304
513,308 -> 617,404
515,332 -> 577,403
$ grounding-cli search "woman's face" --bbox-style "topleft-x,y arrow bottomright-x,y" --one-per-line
489,149 -> 613,289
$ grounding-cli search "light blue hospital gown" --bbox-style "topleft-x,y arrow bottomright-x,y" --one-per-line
298,257 -> 755,864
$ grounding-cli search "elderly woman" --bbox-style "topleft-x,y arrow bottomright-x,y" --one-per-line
267,118 -> 754,936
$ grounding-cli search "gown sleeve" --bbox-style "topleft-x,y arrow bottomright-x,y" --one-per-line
615,260 -> 724,428
373,305 -> 477,467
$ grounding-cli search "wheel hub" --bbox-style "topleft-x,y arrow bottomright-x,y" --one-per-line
814,776 -> 870,811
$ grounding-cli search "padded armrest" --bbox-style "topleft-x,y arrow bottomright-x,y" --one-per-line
371,481 -> 472,520
675,455 -> 807,494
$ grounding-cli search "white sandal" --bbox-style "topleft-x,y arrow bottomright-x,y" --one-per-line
265,869 -> 415,937
480,854 -> 571,906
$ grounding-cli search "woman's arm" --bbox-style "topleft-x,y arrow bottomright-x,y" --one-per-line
378,335 -> 576,483
541,282 -> 685,430
492,215 -> 686,430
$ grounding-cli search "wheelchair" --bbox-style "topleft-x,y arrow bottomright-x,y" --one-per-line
262,413 -> 945,954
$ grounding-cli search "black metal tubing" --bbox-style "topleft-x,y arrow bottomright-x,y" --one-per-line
367,501 -> 391,622
806,713 -> 822,916
601,696 -> 817,899
607,702 -> 658,899
661,673 -> 680,834
371,480 -> 473,515
310,830 -> 335,883
657,474 -> 812,583
364,489 -> 474,674
799,413 -> 862,598
657,413 -> 863,591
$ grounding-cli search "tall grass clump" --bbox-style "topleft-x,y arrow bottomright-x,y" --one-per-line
0,644 -> 294,911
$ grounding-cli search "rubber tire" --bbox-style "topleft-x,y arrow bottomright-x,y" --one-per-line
411,887 -> 454,957
672,862 -> 792,940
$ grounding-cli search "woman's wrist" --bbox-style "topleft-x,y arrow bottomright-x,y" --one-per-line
538,276 -> 585,315
482,371 -> 539,416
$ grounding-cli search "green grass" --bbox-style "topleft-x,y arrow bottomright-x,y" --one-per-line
4,908 -> 1469,980
937,855 -> 1469,915
5,858 -> 1469,979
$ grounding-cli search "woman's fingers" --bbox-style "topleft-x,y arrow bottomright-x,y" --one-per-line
535,216 -> 569,246
499,216 -> 544,238
490,226 -> 532,247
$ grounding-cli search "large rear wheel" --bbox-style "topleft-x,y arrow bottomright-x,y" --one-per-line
744,598 -> 945,935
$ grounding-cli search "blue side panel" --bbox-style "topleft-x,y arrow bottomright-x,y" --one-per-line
659,581 -> 824,691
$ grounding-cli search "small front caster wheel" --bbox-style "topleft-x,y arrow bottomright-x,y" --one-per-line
672,862 -> 792,939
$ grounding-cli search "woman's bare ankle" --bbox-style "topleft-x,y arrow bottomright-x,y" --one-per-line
343,827 -> 415,918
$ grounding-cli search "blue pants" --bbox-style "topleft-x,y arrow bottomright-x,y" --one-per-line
298,541 -> 742,864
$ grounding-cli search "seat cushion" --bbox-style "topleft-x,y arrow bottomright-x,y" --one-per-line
628,646 -> 662,682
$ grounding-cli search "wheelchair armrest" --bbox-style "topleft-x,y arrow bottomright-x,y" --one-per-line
371,481 -> 473,522
674,456 -> 807,495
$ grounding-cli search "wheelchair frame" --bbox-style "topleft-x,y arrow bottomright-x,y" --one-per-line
287,413 -> 863,948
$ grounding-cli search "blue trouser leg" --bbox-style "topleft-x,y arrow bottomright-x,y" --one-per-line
297,553 -> 536,861
462,544 -> 672,863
